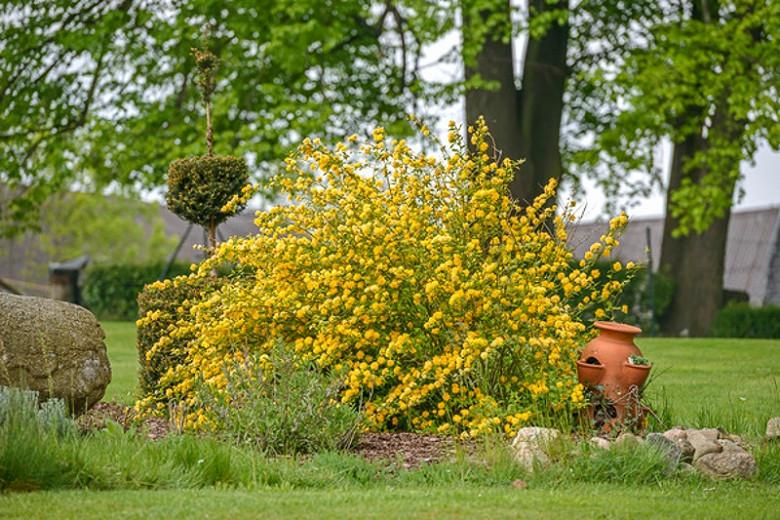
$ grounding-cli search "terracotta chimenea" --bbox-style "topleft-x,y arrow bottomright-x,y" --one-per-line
576,321 -> 652,432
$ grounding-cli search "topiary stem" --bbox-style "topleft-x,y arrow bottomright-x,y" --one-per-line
206,99 -> 214,156
208,220 -> 217,253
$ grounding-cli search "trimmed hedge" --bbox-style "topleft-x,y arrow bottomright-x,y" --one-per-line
711,302 -> 780,339
136,275 -> 222,397
82,262 -> 190,321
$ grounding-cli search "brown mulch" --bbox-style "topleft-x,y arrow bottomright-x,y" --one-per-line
76,402 -> 173,440
78,403 -> 471,468
352,432 -> 475,469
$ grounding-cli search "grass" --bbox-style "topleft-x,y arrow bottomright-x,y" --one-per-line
3,323 -> 779,518
3,484 -> 780,520
637,337 -> 780,436
101,322 -> 139,404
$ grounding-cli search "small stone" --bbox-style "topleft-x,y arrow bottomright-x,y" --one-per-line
589,436 -> 611,450
693,440 -> 757,480
646,432 -> 682,467
615,432 -> 644,447
676,438 -> 695,463
663,428 -> 688,443
512,479 -> 527,489
510,427 -> 561,471
766,417 -> 780,440
688,429 -> 723,462
691,428 -> 721,441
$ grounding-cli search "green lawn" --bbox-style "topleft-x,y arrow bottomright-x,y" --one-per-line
638,337 -> 780,436
4,323 -> 777,519
2,484 -> 779,520
101,322 -> 139,404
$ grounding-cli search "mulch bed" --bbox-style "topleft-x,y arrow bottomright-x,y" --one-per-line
78,402 -> 470,468
77,402 -> 172,441
353,432 -> 472,468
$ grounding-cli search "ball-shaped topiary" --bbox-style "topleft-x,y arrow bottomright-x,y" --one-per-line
166,154 -> 249,229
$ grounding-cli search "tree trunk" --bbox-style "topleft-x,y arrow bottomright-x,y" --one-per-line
658,0 -> 742,337
513,0 -> 568,205
659,206 -> 732,336
462,0 -> 569,205
463,0 -> 523,165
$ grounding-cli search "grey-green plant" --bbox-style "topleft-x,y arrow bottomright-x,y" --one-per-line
195,343 -> 361,455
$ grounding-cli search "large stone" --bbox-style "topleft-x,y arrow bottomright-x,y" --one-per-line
693,440 -> 757,480
767,417 -> 780,440
510,427 -> 561,471
646,432 -> 682,467
0,293 -> 111,414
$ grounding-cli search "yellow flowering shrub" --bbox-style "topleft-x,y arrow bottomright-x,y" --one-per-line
137,118 -> 631,437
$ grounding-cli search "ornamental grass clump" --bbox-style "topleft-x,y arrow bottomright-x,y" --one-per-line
138,118 -> 633,437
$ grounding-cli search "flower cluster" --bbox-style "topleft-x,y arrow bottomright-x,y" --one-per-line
137,118 -> 632,437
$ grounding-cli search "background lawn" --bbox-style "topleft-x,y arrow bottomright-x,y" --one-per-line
101,322 -> 139,405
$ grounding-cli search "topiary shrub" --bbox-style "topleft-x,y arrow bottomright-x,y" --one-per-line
166,155 -> 250,232
82,262 -> 190,321
710,302 -> 780,338
165,44 -> 252,251
138,118 -> 633,437
136,274 -> 222,400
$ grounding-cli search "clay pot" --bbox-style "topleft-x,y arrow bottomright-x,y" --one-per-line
577,321 -> 651,431
576,360 -> 604,387
623,360 -> 652,389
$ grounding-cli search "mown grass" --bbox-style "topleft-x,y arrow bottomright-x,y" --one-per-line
3,484 -> 780,520
101,321 -> 138,404
2,323 -> 778,518
637,337 -> 780,436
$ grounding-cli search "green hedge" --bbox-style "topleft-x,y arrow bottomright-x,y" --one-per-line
136,275 -> 222,397
711,302 -> 780,338
82,262 -> 190,321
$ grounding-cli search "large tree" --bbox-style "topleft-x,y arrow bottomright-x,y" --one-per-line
460,0 -> 659,204
581,0 -> 780,335
0,0 -> 451,237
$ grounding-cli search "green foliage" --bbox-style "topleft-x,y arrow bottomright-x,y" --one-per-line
0,387 -> 78,490
136,275 -> 222,397
575,1 -> 780,234
196,344 -> 361,455
575,261 -> 674,333
755,442 -> 780,485
711,303 -> 780,339
27,192 -> 176,277
0,1 -> 446,236
537,441 -> 676,486
81,262 -> 190,321
166,155 -> 249,227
